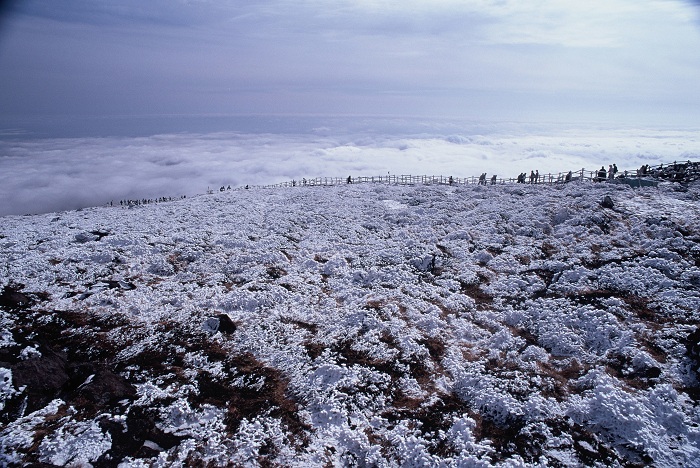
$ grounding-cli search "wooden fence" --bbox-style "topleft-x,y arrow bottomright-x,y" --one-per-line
228,160 -> 700,191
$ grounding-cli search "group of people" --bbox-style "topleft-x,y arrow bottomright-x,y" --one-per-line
637,160 -> 699,182
116,196 -> 185,207
291,178 -> 310,187
637,164 -> 652,176
595,164 -> 619,182
478,173 -> 498,185
516,170 -> 540,184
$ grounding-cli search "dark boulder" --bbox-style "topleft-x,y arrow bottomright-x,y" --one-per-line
70,364 -> 136,405
601,195 -> 614,209
0,284 -> 33,310
11,349 -> 69,412
217,313 -> 237,334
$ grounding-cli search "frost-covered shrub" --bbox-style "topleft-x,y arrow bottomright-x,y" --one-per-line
147,257 -> 175,276
2,177 -> 700,467
597,264 -> 675,295
39,420 -> 112,467
158,399 -> 226,439
227,416 -> 294,466
323,255 -> 349,275
567,375 -> 700,466
0,368 -> 15,411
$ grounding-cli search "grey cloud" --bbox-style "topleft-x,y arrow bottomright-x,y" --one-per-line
1,2 -> 700,126
6,0 -> 232,28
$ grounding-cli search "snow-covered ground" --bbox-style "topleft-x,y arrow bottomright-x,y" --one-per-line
1,179 -> 699,466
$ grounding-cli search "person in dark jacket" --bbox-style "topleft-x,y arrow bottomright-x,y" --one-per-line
597,166 -> 606,182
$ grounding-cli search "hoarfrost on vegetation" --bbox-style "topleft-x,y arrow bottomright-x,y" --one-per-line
0,179 -> 699,466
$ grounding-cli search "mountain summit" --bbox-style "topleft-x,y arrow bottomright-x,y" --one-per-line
1,180 -> 699,466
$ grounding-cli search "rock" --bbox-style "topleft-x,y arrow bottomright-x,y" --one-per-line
203,314 -> 237,335
75,232 -> 99,243
89,229 -> 111,240
11,349 -> 69,412
71,364 -> 136,405
642,366 -> 662,379
217,314 -> 237,334
203,317 -> 220,334
601,195 -> 614,209
0,284 -> 33,310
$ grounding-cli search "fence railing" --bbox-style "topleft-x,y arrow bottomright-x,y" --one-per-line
225,160 -> 700,191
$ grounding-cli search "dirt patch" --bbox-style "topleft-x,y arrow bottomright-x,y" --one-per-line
266,266 -> 287,279
0,283 -> 49,311
459,281 -> 493,309
214,354 -> 308,444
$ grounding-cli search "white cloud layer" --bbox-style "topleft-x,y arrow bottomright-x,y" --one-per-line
1,122 -> 699,216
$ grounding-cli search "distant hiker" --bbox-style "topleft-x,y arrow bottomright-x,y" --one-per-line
597,166 -> 606,182
478,173 -> 486,185
490,174 -> 497,185
608,165 -> 614,180
565,171 -> 572,182
449,176 -> 454,185
529,171 -> 535,184
347,176 -> 352,184
292,180 -> 296,187
613,164 -> 618,177
245,185 -> 249,189
535,170 -> 539,184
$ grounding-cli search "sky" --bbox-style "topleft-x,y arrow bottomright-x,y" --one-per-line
1,0 -> 700,123
1,1 -> 700,216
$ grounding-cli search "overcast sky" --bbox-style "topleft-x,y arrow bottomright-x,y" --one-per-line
1,0 -> 700,124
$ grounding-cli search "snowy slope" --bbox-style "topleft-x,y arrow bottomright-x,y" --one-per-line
1,180 -> 700,466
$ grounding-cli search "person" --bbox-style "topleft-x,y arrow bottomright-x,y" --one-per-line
529,170 -> 535,184
613,164 -> 618,177
597,166 -> 606,182
490,174 -> 497,185
478,173 -> 486,185
347,175 -> 352,184
534,170 -> 539,184
565,171 -> 572,182
608,165 -> 614,180
449,176 -> 454,185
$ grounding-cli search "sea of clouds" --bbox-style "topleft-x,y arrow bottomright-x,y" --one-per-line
1,118 -> 699,216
